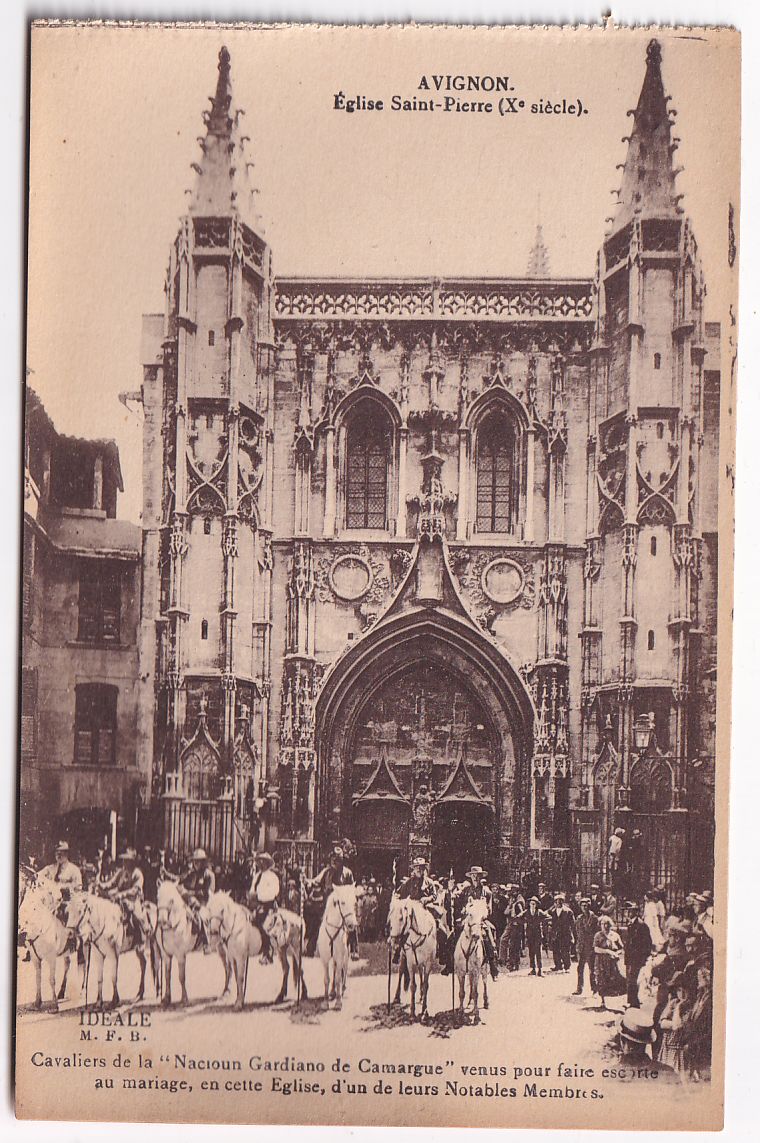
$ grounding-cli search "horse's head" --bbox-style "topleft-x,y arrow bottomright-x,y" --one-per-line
264,903 -> 285,942
387,895 -> 410,942
18,881 -> 53,933
205,891 -> 231,942
64,891 -> 89,937
463,897 -> 489,932
156,879 -> 181,928
328,885 -> 358,932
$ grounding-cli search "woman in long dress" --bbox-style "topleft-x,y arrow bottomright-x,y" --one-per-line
592,916 -> 626,1009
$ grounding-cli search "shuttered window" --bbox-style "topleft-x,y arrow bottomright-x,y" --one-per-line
78,560 -> 121,643
74,684 -> 117,766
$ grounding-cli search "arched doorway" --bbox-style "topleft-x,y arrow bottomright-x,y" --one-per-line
314,608 -> 534,880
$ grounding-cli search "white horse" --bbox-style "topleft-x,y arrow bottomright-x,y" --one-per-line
265,904 -> 308,1004
454,897 -> 489,1023
18,880 -> 80,1012
387,895 -> 438,1021
206,891 -> 263,1010
317,885 -> 358,1010
155,880 -> 231,1007
65,891 -> 160,1009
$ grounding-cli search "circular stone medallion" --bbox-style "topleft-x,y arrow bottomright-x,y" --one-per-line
329,554 -> 374,601
481,558 -> 524,606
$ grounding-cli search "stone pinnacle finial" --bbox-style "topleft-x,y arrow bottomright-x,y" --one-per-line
527,222 -> 550,278
186,46 -> 262,231
609,38 -> 682,230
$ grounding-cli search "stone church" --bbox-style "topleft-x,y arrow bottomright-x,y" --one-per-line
136,41 -> 720,889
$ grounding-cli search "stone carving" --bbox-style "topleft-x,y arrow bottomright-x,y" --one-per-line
455,549 -> 535,628
274,279 -> 593,321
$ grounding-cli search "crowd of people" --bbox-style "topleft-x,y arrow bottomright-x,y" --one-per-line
22,838 -> 714,1081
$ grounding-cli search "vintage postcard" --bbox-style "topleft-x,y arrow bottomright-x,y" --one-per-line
16,21 -> 738,1129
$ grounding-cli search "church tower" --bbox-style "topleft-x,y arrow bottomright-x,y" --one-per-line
578,40 -> 707,883
141,47 -> 275,857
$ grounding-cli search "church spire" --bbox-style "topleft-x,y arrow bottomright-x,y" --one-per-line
188,46 -> 262,230
526,221 -> 550,277
610,39 -> 683,231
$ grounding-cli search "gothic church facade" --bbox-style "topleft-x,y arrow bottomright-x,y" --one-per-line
138,42 -> 720,888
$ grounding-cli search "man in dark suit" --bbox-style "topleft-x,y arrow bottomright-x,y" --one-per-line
524,896 -> 551,976
573,897 -> 599,994
549,893 -> 576,972
623,900 -> 653,1007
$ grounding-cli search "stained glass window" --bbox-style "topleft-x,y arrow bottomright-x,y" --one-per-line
346,409 -> 389,529
476,414 -> 515,533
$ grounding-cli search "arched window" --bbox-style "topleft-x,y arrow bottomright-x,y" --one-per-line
476,413 -> 515,533
345,408 -> 389,529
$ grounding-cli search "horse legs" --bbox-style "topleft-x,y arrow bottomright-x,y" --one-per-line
409,968 -> 417,1020
93,947 -> 105,1010
178,954 -> 189,1006
107,947 -> 120,1008
393,954 -> 404,1004
457,971 -> 466,1013
220,947 -> 232,997
297,951 -> 308,1001
471,973 -> 480,1025
136,948 -> 147,1001
234,957 -> 246,1011
420,969 -> 430,1019
274,948 -> 288,1004
47,956 -> 58,1013
57,954 -> 70,1002
162,953 -> 172,1007
483,969 -> 489,1011
334,954 -> 346,1011
33,953 -> 43,1010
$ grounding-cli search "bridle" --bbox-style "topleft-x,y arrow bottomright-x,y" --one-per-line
321,895 -> 355,956
390,900 -> 433,967
67,895 -> 108,954
207,896 -> 245,944
157,888 -> 187,936
21,889 -> 62,959
460,906 -> 486,972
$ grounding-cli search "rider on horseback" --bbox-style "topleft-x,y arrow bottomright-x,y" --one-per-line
308,846 -> 358,961
39,841 -> 82,953
100,848 -> 147,946
396,857 -> 449,966
247,852 -> 280,964
177,848 -> 215,950
453,866 -> 499,981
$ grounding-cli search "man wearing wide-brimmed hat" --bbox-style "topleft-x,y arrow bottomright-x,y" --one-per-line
308,844 -> 358,958
39,842 -> 83,948
101,847 -> 147,945
248,851 -> 281,963
39,841 -> 82,901
177,848 -> 216,948
397,856 -> 450,965
454,865 -> 499,980
615,1009 -> 679,1082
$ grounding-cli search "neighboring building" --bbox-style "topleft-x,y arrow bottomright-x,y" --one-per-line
21,389 -> 143,859
130,40 -> 720,891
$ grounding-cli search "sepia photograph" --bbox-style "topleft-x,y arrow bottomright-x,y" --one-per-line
15,20 -> 738,1130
